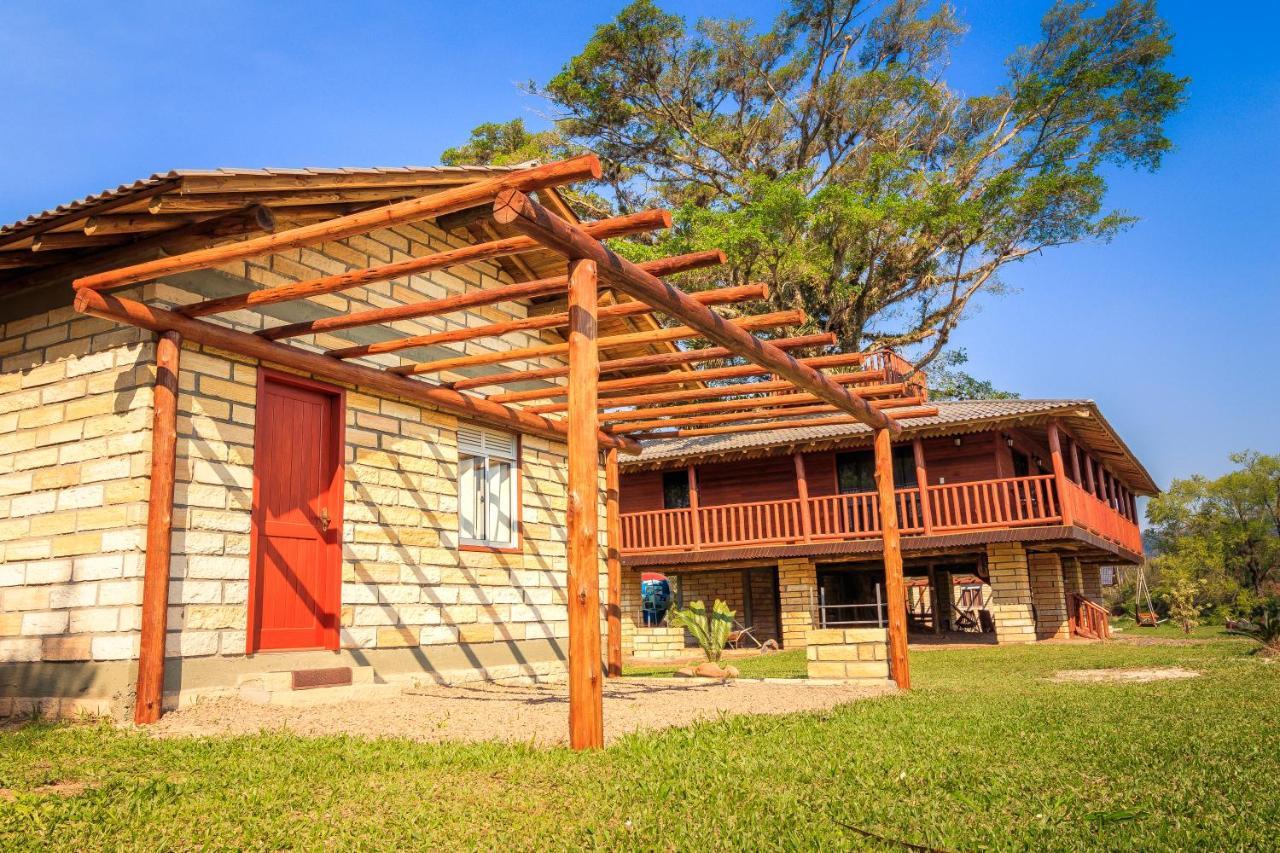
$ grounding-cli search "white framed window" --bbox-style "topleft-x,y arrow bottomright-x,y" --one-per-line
457,425 -> 519,549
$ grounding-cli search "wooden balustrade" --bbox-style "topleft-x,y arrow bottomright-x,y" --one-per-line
620,507 -> 696,551
697,498 -> 805,547
1060,480 -> 1145,554
808,489 -> 923,540
928,474 -> 1060,532
1068,592 -> 1112,639
619,473 -> 1142,555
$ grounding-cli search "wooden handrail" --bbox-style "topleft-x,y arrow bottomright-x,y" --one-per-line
1068,592 -> 1111,639
619,472 -> 1143,554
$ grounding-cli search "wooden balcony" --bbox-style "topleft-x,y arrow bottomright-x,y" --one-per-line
619,473 -> 1142,557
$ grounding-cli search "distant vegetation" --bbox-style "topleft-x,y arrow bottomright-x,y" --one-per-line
1111,451 -> 1280,639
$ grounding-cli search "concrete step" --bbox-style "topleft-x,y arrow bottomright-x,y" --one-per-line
236,665 -> 402,706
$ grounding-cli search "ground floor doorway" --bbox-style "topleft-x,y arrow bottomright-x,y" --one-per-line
247,372 -> 345,653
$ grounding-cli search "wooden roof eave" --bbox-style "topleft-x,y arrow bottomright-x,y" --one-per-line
619,401 -> 1159,496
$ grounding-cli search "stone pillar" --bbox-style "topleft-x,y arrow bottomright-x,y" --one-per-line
1029,552 -> 1069,640
805,627 -> 890,683
778,557 -> 817,649
1080,562 -> 1104,604
985,543 -> 1036,644
1063,556 -> 1085,595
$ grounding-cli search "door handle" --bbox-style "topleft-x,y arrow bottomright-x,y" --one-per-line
319,507 -> 331,532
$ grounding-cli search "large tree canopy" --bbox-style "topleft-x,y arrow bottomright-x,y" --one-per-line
445,0 -> 1184,379
1146,452 -> 1280,602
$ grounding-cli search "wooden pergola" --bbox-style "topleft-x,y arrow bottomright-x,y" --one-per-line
70,156 -> 934,749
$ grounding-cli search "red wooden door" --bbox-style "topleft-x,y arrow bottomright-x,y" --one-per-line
249,374 -> 343,652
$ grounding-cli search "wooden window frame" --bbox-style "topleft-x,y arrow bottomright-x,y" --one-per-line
457,428 -> 524,555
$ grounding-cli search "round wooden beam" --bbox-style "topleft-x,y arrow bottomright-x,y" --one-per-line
73,289 -> 640,454
73,155 -> 603,292
492,188 -> 901,435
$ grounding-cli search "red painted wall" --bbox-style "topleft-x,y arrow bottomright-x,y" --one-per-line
620,430 -> 1011,511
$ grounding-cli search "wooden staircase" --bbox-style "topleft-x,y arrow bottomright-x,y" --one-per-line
1067,593 -> 1111,639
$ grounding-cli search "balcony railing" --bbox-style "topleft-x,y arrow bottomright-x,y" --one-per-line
620,473 -> 1141,556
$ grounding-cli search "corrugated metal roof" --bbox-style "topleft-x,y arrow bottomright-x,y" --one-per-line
630,399 -> 1087,462
0,163 -> 532,240
624,397 -> 1159,495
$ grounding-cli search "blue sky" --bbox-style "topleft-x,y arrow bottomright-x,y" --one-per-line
3,1 -> 1277,494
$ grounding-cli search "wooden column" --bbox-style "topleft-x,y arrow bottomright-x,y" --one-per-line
793,452 -> 813,541
566,259 -> 604,749
874,428 -> 911,690
1046,421 -> 1073,527
1084,452 -> 1097,497
912,437 -> 932,535
1069,439 -> 1083,483
687,465 -> 702,548
927,564 -> 940,634
994,431 -> 1013,479
134,331 -> 181,724
604,447 -> 623,678
1128,491 -> 1140,524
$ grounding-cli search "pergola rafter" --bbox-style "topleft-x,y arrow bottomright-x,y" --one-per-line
68,154 -> 926,747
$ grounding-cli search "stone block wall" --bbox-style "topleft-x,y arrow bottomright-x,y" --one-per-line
805,627 -> 890,682
779,557 -> 817,648
624,625 -> 686,660
985,542 -> 1035,644
1080,562 -> 1104,604
0,216 -> 615,712
1028,552 -> 1069,640
0,303 -> 156,687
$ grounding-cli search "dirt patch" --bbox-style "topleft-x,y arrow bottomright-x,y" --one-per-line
149,678 -> 891,745
0,781 -> 88,801
1112,635 -> 1212,647
1049,667 -> 1201,684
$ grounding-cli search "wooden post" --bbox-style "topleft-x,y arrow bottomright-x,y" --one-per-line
566,259 -> 604,750
604,447 -> 623,679
994,431 -> 1013,479
927,564 -> 941,634
912,437 -> 932,535
134,331 -> 181,724
874,428 -> 911,690
1084,452 -> 1097,497
687,465 -> 702,548
1046,421 -> 1073,527
1069,438 -> 1082,483
793,452 -> 813,541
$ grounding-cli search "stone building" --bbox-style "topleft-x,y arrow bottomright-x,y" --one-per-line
0,164 -> 665,717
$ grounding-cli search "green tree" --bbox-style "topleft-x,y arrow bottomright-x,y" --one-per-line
447,0 -> 1185,371
1147,452 -> 1280,605
1165,573 -> 1201,634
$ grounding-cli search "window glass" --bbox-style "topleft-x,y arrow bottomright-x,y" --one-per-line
457,426 -> 518,548
836,447 -> 917,492
662,470 -> 690,509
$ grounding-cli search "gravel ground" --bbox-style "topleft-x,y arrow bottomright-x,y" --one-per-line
149,678 -> 892,746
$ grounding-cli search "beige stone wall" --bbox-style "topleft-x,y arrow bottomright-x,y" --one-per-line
985,542 -> 1035,644
778,557 -> 817,649
624,625 -> 686,660
805,627 -> 890,682
1,217 -> 610,703
1028,552 -> 1069,640
166,342 -> 598,670
0,304 -> 156,671
1080,561 -> 1104,604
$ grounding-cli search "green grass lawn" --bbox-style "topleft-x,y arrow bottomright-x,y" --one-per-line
2,636 -> 1276,850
